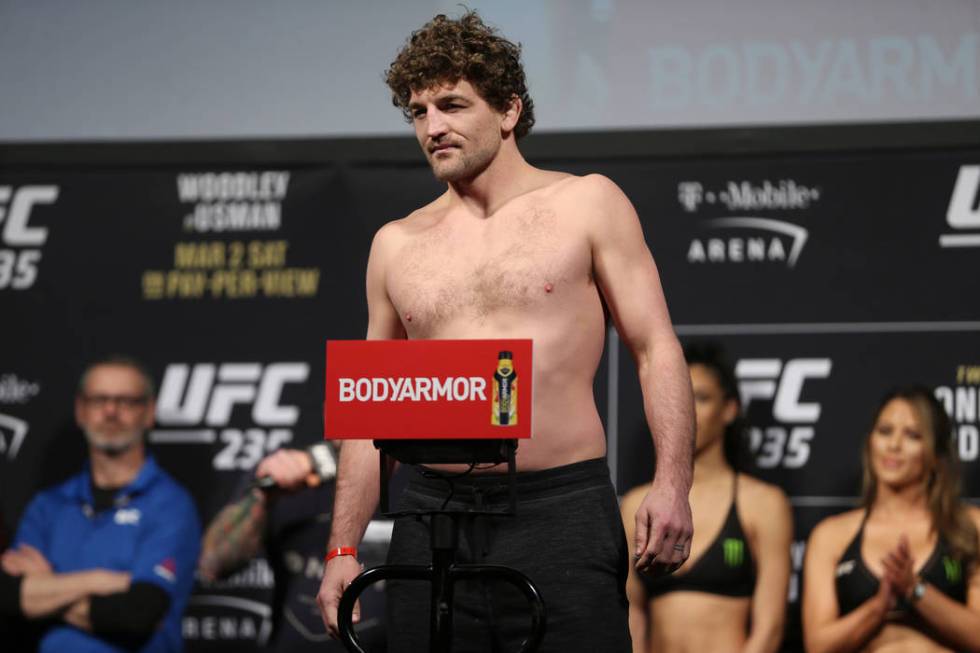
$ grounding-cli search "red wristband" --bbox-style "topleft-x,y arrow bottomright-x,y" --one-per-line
324,546 -> 357,563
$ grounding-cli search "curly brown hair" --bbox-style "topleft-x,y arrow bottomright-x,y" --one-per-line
385,10 -> 535,139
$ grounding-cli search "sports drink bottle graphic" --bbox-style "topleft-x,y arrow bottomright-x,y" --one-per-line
491,351 -> 517,426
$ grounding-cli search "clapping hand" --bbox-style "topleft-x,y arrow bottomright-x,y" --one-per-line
881,534 -> 916,601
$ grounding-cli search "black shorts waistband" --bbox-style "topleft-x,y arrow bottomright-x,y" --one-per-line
408,457 -> 612,503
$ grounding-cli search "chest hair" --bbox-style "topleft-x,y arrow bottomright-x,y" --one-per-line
390,206 -> 577,333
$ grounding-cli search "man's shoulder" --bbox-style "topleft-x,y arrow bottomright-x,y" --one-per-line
152,473 -> 195,504
542,173 -> 635,224
29,471 -> 85,506
16,473 -> 83,537
530,172 -> 624,201
398,192 -> 453,226
556,172 -> 624,195
371,195 -> 449,245
142,464 -> 197,512
140,475 -> 201,538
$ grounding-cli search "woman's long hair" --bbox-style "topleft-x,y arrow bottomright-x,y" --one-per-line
861,386 -> 977,563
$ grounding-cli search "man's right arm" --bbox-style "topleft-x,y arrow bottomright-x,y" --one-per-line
4,497 -> 126,619
2,545 -> 130,620
317,223 -> 406,637
19,570 -> 130,619
318,440 -> 381,633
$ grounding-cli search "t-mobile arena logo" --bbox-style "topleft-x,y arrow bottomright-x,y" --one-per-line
679,180 -> 815,267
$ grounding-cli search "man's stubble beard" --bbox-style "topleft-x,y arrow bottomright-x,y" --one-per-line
429,140 -> 497,183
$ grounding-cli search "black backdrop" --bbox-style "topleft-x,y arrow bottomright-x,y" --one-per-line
2,121 -> 978,651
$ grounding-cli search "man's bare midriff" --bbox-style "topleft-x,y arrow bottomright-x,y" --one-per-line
383,176 -> 608,472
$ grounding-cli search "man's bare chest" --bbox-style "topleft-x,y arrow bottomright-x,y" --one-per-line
387,207 -> 590,331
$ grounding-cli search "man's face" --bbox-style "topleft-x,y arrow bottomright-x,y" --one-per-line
75,364 -> 154,455
408,79 -> 508,183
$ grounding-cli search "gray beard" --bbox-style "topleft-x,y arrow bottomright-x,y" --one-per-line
85,428 -> 142,456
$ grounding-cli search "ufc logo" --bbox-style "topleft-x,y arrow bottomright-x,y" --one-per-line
0,186 -> 58,246
947,165 -> 980,230
114,509 -> 141,525
736,358 -> 832,423
156,363 -> 309,426
0,185 -> 58,290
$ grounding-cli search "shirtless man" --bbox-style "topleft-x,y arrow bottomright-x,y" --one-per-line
317,11 -> 694,651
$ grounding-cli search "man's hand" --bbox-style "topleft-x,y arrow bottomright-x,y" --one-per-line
633,481 -> 693,576
317,555 -> 363,639
2,544 -> 53,576
255,448 -> 318,491
63,596 -> 91,630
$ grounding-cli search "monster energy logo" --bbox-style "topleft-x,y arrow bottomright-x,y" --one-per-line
943,556 -> 962,584
723,538 -> 745,567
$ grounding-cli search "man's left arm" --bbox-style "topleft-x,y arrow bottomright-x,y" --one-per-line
586,174 -> 695,573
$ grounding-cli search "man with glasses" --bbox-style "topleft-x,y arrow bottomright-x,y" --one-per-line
1,355 -> 200,653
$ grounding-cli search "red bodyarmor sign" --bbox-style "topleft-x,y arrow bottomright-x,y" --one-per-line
324,339 -> 532,440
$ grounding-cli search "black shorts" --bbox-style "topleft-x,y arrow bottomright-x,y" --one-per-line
385,457 -> 631,653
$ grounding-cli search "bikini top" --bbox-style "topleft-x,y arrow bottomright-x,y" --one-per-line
834,514 -> 968,615
641,475 -> 756,599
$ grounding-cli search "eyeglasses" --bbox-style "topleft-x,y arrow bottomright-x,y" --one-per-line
79,394 -> 150,410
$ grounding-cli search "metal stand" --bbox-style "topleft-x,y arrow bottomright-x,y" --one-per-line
337,439 -> 547,653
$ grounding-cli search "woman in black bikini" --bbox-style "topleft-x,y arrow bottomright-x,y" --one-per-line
622,343 -> 793,653
803,386 -> 980,653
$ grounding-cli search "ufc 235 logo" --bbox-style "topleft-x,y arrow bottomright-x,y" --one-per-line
940,165 -> 980,248
0,186 -> 59,290
736,358 -> 832,469
155,362 -> 309,470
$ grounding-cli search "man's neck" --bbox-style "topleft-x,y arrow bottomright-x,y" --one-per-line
445,141 -> 538,216
89,445 -> 145,489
